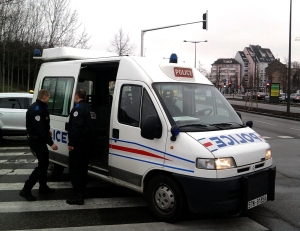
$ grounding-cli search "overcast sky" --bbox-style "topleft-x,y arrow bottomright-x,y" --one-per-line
70,0 -> 300,71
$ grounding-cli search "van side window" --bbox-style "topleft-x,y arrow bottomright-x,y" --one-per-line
118,85 -> 142,127
141,90 -> 162,138
42,77 -> 74,116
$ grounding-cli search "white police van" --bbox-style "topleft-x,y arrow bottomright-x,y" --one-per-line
32,47 -> 276,222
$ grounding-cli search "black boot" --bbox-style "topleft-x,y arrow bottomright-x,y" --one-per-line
19,188 -> 36,201
39,186 -> 55,194
66,193 -> 84,205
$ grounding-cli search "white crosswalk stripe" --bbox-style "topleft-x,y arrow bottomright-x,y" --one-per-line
0,181 -> 110,190
0,197 -> 147,213
0,169 -> 34,175
0,159 -> 37,164
0,147 -> 29,150
16,218 -> 268,231
0,152 -> 32,156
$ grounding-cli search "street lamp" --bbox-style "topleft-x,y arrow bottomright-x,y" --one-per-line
183,40 -> 207,68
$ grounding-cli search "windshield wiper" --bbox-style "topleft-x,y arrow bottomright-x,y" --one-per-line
209,122 -> 246,129
178,124 -> 208,128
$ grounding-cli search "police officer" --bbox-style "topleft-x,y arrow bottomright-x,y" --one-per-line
20,89 -> 58,201
66,89 -> 96,205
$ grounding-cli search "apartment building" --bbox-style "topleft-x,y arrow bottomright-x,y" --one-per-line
210,58 -> 241,92
236,45 -> 275,92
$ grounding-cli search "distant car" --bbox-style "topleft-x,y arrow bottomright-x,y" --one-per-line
279,93 -> 286,102
242,91 -> 266,100
290,93 -> 300,103
265,94 -> 270,102
242,91 -> 253,100
255,92 -> 266,100
0,92 -> 33,137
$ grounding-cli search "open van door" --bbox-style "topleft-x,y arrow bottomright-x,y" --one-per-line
37,62 -> 81,177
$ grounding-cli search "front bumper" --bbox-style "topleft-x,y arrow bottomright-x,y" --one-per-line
173,166 -> 276,214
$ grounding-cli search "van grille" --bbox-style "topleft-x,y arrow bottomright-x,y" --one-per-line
237,162 -> 265,173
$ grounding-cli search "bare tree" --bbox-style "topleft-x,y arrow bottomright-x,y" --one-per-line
197,60 -> 207,76
108,27 -> 136,56
42,0 -> 89,48
0,0 -> 91,92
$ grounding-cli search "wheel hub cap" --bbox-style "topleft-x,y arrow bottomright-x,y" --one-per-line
155,185 -> 175,211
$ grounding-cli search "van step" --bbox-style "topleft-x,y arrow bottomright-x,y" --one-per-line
88,165 -> 109,176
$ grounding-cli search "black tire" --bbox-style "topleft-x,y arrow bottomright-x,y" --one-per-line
47,162 -> 64,180
146,175 -> 184,222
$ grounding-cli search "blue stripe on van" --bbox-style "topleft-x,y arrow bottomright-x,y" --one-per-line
110,138 -> 194,164
110,152 -> 194,173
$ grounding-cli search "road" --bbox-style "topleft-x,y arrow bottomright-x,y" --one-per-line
240,111 -> 300,231
0,111 -> 299,230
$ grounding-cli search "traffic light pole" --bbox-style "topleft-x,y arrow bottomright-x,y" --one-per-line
140,12 -> 207,57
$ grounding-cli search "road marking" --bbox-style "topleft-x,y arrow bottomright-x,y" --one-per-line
0,169 -> 34,175
0,152 -> 32,156
290,127 -> 300,131
0,159 -> 37,164
278,136 -> 294,139
262,136 -> 271,139
0,181 -> 111,190
16,217 -> 269,231
254,120 -> 278,126
0,147 -> 29,150
0,197 -> 146,213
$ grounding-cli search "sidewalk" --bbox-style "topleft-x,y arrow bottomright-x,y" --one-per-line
224,94 -> 300,121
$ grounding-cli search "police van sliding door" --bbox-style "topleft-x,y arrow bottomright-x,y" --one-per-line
39,63 -> 81,165
110,81 -> 168,187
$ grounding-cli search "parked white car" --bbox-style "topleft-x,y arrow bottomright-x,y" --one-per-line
279,93 -> 286,102
290,93 -> 300,103
0,92 -> 33,137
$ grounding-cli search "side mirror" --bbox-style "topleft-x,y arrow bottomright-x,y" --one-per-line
170,125 -> 180,141
141,115 -> 162,140
246,121 -> 253,128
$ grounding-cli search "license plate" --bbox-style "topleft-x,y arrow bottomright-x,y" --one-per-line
248,194 -> 267,209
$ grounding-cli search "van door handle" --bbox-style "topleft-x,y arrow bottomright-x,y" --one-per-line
65,122 -> 69,131
112,128 -> 119,139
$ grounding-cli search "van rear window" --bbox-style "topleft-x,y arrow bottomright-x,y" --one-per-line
42,77 -> 74,116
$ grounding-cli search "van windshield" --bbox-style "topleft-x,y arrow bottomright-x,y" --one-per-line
153,83 -> 244,131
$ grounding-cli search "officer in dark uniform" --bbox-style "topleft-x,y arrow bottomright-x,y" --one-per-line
66,89 -> 96,205
20,89 -> 58,201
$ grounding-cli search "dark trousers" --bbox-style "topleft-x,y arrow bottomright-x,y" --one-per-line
68,142 -> 90,194
24,142 -> 49,190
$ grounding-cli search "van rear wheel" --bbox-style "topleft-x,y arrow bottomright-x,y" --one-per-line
47,162 -> 64,180
146,175 -> 183,222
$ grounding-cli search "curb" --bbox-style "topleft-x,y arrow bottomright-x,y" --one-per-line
231,105 -> 300,121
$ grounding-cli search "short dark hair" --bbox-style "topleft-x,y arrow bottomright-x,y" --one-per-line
37,89 -> 50,100
75,89 -> 86,100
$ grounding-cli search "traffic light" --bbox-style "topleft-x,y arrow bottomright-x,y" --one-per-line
202,11 -> 207,30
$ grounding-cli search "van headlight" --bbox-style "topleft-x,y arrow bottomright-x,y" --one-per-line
265,149 -> 272,160
196,157 -> 236,170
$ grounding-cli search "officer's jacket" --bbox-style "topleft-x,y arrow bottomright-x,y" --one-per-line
26,99 -> 53,146
68,100 -> 96,147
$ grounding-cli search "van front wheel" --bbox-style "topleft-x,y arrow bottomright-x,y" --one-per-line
47,162 -> 64,180
146,175 -> 183,222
